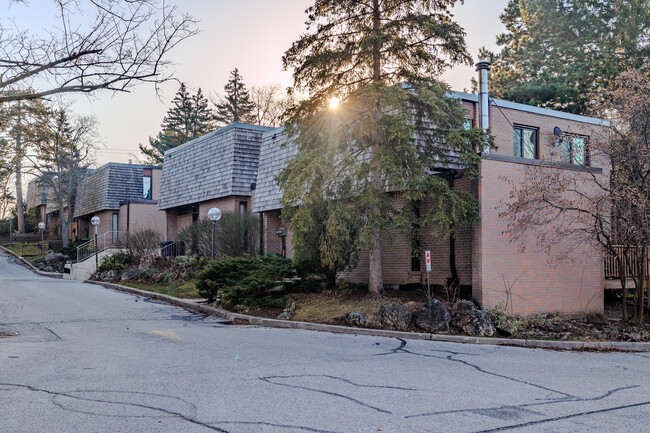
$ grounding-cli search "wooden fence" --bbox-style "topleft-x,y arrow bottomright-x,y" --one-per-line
604,246 -> 650,279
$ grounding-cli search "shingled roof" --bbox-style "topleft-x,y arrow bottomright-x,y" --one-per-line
158,123 -> 272,210
26,178 -> 49,210
74,163 -> 160,218
252,127 -> 297,213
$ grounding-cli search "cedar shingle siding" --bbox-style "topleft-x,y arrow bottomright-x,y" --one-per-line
158,123 -> 272,210
74,163 -> 159,217
252,127 -> 297,213
26,179 -> 49,210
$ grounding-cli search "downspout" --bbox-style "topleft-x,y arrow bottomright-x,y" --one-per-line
126,200 -> 130,234
447,171 -> 460,288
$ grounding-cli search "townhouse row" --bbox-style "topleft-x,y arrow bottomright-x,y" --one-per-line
26,66 -> 610,316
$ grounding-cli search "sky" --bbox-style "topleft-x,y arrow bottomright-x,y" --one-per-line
5,0 -> 510,166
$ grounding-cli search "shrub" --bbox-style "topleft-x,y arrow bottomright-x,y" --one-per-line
121,228 -> 162,265
177,212 -> 260,259
59,237 -> 90,260
196,255 -> 295,306
98,252 -> 133,272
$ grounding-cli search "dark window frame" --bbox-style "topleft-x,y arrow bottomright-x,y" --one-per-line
513,124 -> 539,160
561,133 -> 590,166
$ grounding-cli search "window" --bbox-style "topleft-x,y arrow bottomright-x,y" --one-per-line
561,134 -> 589,165
142,169 -> 152,199
463,118 -> 473,130
513,126 -> 538,159
112,213 -> 118,243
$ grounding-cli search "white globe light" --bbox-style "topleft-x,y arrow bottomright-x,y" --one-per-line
91,216 -> 100,226
208,207 -> 222,222
38,222 -> 45,230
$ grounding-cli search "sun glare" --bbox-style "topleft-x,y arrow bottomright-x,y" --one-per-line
329,97 -> 340,109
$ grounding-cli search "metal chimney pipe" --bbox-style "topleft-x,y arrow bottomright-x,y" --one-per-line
475,61 -> 491,134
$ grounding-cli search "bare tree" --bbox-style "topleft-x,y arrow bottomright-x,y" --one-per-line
500,69 -> 650,323
250,84 -> 290,127
0,99 -> 50,233
0,0 -> 197,103
25,107 -> 97,246
0,162 -> 14,219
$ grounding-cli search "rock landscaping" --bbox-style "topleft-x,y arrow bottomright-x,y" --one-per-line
33,252 -> 68,273
415,300 -> 451,333
89,251 -> 649,343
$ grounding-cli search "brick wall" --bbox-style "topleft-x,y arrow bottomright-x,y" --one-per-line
164,196 -> 254,241
118,202 -> 166,238
262,210 -> 293,258
474,159 -> 604,316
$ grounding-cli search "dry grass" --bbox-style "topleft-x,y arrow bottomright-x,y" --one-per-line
122,281 -> 201,299
290,290 -> 427,324
1,243 -> 44,263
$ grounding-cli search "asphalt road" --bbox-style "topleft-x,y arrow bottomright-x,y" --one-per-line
1,252 -> 649,433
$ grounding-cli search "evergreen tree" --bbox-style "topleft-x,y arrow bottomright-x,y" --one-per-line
482,0 -> 650,115
140,83 -> 216,164
214,68 -> 256,125
279,0 -> 491,297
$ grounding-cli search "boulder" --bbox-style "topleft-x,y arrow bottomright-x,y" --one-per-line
377,304 -> 414,331
451,301 -> 496,337
277,311 -> 292,320
450,300 -> 476,329
415,300 -> 451,333
233,305 -> 249,314
464,310 -> 496,337
120,269 -> 141,282
344,311 -> 369,328
102,269 -> 122,283
44,252 -> 66,271
284,298 -> 297,314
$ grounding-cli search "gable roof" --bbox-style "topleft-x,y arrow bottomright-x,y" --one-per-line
74,163 -> 160,217
158,123 -> 273,210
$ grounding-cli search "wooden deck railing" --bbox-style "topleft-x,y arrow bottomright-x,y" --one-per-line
604,246 -> 650,279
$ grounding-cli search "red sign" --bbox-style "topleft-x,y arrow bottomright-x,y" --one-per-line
425,250 -> 431,272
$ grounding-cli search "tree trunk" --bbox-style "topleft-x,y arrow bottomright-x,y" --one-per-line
14,108 -> 25,234
15,153 -> 25,234
638,247 -> 647,323
616,254 -> 628,322
633,247 -> 646,323
58,193 -> 69,247
367,0 -> 384,298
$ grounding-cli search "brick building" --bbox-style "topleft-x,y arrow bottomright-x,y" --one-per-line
73,162 -> 165,241
253,65 -> 609,316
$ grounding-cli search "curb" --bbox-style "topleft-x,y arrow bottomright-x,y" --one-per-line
0,245 -> 63,279
86,280 -> 650,352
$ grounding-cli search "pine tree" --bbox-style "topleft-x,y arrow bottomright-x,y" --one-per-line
483,0 -> 650,115
214,68 -> 256,125
140,83 -> 216,164
279,0 -> 490,297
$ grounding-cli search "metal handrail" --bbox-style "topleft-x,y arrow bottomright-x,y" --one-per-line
76,231 -> 127,263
